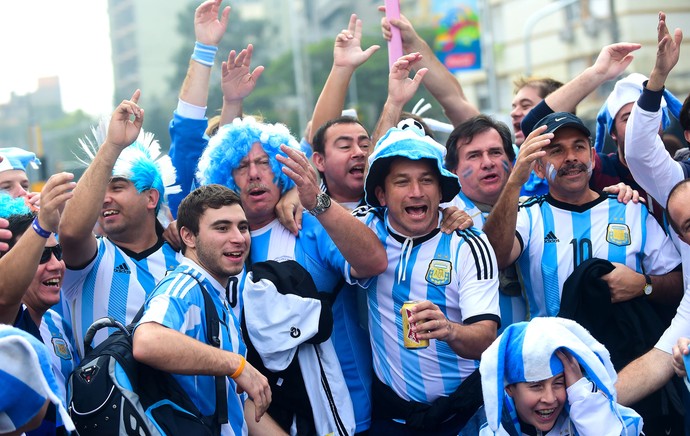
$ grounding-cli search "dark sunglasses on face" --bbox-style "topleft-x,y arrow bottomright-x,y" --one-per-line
40,244 -> 63,264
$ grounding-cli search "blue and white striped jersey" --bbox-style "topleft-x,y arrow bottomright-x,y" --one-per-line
138,258 -> 247,436
516,193 -> 681,318
361,209 -> 500,404
39,308 -> 79,426
62,236 -> 182,356
447,191 -> 527,333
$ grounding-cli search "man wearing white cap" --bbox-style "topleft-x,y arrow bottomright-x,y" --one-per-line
358,122 -> 500,434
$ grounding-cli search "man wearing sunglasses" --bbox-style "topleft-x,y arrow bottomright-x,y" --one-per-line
0,171 -> 78,434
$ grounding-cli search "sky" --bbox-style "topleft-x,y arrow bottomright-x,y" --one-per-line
0,1 -> 114,118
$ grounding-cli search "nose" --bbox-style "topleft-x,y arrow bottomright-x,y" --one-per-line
13,183 -> 29,198
352,144 -> 366,159
228,226 -> 247,246
409,180 -> 423,197
480,152 -> 495,168
44,252 -> 64,270
541,385 -> 557,404
510,106 -> 521,120
247,161 -> 262,181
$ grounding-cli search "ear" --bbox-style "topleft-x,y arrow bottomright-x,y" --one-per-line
684,129 -> 690,144
145,189 -> 160,211
312,152 -> 326,173
375,185 -> 387,207
179,226 -> 196,250
590,147 -> 596,170
505,384 -> 516,398
533,158 -> 546,179
610,130 -> 618,145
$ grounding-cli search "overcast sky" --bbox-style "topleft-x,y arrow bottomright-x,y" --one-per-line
0,1 -> 114,117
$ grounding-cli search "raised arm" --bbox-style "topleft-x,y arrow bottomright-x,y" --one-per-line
169,0 -> 230,216
521,43 -> 641,137
277,145 -> 387,278
626,11 -> 684,206
380,7 -> 479,126
58,91 -> 144,267
0,173 -> 74,324
308,14 -> 379,141
483,126 -> 551,268
219,44 -> 264,125
371,53 -> 428,146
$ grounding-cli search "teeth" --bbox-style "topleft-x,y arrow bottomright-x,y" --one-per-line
43,279 -> 60,286
103,210 -> 118,217
536,408 -> 555,416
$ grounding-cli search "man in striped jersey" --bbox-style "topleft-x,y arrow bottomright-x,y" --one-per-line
445,114 -> 527,333
483,111 -> 682,320
58,91 -> 184,356
361,124 -> 500,434
133,184 -> 283,435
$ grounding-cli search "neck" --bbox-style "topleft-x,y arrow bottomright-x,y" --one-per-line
550,188 -> 599,206
25,305 -> 44,328
185,251 -> 228,288
248,214 -> 277,231
109,230 -> 159,253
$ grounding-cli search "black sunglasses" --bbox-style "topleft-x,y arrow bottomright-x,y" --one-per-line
40,244 -> 63,264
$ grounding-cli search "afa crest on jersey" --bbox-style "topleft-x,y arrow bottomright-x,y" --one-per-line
606,223 -> 631,246
52,336 -> 72,361
426,259 -> 452,286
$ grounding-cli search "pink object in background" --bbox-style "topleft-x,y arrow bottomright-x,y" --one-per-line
385,0 -> 403,69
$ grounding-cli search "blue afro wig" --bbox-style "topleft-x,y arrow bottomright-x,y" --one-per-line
196,117 -> 300,194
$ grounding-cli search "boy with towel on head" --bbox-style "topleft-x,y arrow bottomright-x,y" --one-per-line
479,317 -> 643,435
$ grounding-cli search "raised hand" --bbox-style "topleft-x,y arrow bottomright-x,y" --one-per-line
221,44 -> 264,103
591,42 -> 642,82
106,90 -> 144,151
36,172 -> 76,234
387,53 -> 428,107
194,0 -> 231,46
333,14 -> 380,70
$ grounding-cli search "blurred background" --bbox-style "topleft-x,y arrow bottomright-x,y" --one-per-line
1,0 -> 689,189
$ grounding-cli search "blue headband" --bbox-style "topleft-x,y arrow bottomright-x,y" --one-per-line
196,116 -> 299,194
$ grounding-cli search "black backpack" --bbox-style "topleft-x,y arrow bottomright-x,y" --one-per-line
67,273 -> 228,436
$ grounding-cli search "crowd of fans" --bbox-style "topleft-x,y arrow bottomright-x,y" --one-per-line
1,1 -> 689,435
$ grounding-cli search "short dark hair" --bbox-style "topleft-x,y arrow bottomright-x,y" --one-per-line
311,116 -> 368,155
177,184 -> 243,254
445,115 -> 514,172
680,92 -> 690,132
0,212 -> 35,258
513,76 -> 564,98
666,178 -> 690,236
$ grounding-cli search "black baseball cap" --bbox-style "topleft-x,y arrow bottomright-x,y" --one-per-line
534,112 -> 591,137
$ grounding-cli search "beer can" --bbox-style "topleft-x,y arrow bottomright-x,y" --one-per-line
401,301 -> 429,349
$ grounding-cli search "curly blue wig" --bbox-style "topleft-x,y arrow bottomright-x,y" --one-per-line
196,117 -> 300,194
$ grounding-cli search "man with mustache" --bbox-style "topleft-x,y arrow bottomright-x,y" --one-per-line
483,112 -> 682,319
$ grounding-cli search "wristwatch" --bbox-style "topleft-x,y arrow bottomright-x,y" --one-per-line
643,274 -> 653,296
308,192 -> 331,216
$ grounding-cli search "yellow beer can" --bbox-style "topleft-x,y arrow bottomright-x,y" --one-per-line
401,301 -> 429,349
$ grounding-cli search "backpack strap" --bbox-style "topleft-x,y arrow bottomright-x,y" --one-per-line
181,272 -> 229,427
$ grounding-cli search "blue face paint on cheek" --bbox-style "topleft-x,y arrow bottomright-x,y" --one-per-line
461,167 -> 473,180
586,160 -> 593,177
546,162 -> 557,182
501,160 -> 511,175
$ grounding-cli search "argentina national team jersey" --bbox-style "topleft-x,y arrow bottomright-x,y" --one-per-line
516,193 -> 681,318
62,236 -> 182,356
138,259 -> 247,436
447,191 -> 527,334
39,308 -> 79,426
362,209 -> 500,404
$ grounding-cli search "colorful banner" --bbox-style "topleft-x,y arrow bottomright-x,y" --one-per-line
432,0 -> 482,72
